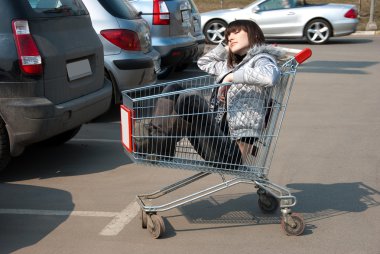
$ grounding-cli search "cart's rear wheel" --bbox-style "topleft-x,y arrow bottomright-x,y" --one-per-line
281,213 -> 305,236
258,193 -> 279,213
141,209 -> 147,229
147,214 -> 165,239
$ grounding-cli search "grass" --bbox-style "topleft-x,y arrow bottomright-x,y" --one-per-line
194,0 -> 380,31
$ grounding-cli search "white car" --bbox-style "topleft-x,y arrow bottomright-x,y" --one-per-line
201,0 -> 359,44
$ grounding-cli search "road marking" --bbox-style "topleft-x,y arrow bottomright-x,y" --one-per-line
0,201 -> 141,236
100,201 -> 140,236
0,209 -> 118,217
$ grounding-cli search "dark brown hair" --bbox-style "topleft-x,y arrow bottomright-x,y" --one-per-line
225,20 -> 265,68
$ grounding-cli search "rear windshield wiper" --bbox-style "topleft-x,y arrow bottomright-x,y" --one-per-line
42,6 -> 73,14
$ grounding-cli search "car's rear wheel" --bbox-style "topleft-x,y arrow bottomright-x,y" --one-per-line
0,118 -> 11,172
304,19 -> 331,44
204,19 -> 227,44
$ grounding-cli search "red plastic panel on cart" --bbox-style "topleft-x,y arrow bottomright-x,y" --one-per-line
120,105 -> 133,153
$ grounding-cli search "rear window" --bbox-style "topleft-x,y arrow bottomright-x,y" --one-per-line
26,0 -> 88,16
98,0 -> 141,20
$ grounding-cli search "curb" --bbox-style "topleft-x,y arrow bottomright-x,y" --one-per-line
352,30 -> 380,35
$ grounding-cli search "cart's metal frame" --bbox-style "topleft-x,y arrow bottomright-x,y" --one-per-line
121,48 -> 312,238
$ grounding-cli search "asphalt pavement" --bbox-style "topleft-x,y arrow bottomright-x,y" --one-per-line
1,35 -> 380,254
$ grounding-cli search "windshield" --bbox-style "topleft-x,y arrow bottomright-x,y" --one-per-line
26,0 -> 87,16
99,0 -> 141,20
245,0 -> 263,9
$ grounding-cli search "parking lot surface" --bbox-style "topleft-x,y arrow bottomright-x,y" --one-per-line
1,36 -> 380,254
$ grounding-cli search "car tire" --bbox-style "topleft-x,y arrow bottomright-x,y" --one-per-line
157,66 -> 173,80
204,19 -> 227,44
0,118 -> 11,172
41,126 -> 82,146
304,19 -> 331,44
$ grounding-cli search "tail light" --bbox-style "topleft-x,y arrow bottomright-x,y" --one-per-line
344,8 -> 358,19
100,29 -> 141,51
12,20 -> 43,75
153,0 -> 170,25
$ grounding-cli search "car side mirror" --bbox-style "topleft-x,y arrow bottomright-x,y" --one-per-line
252,6 -> 260,13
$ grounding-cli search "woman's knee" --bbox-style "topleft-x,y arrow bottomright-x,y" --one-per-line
175,93 -> 209,114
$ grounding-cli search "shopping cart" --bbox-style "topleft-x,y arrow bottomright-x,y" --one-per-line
120,47 -> 312,238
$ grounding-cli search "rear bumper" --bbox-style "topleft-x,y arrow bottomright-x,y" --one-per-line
0,78 -> 112,156
160,43 -> 199,67
333,20 -> 359,37
105,50 -> 160,93
113,57 -> 154,70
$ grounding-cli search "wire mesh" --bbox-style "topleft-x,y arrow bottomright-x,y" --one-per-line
122,57 -> 299,180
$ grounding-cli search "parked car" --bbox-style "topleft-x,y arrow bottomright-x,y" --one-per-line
0,0 -> 112,171
82,0 -> 161,103
128,0 -> 203,79
182,0 -> 205,71
201,0 -> 359,44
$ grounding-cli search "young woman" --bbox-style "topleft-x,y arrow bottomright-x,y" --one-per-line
136,20 -> 287,167
197,19 -> 287,163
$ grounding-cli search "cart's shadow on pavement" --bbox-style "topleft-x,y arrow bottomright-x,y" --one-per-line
165,182 -> 380,237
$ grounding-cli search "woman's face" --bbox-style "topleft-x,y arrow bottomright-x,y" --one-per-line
227,29 -> 250,56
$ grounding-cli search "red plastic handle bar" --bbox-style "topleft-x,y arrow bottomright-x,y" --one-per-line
294,48 -> 312,64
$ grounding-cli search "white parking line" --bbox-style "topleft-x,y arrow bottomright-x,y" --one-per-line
0,201 -> 141,236
100,201 -> 140,236
0,208 -> 118,217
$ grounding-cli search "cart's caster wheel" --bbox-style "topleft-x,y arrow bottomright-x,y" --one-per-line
281,213 -> 305,236
141,209 -> 147,229
147,214 -> 165,239
258,194 -> 279,213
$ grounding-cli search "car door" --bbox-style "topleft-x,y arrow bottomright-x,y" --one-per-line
188,0 -> 202,39
251,0 -> 303,37
26,0 -> 105,104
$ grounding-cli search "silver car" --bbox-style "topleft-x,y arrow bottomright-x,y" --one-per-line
128,0 -> 203,79
82,0 -> 161,103
201,0 -> 359,44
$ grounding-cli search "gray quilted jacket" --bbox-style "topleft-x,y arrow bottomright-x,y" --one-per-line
197,43 -> 287,138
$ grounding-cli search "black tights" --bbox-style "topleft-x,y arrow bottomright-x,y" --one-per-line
150,84 -> 242,168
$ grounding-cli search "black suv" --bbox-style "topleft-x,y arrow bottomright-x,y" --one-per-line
0,0 -> 113,171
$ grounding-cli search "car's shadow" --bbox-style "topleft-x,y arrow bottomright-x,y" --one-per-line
0,141 -> 132,182
267,37 -> 373,45
0,104 -> 132,182
0,183 -> 74,253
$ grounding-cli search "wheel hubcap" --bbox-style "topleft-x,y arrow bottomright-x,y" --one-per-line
206,23 -> 226,43
307,22 -> 329,43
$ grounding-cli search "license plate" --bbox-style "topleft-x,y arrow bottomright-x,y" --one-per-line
181,10 -> 190,22
66,59 -> 92,81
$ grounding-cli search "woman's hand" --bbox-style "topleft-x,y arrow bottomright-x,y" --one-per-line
222,73 -> 233,83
